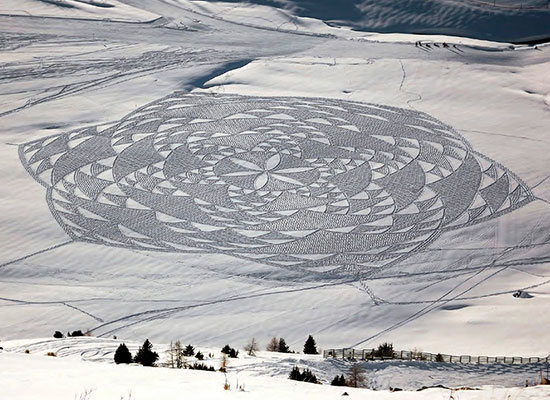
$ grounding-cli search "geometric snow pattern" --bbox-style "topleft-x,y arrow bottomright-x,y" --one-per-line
19,93 -> 533,278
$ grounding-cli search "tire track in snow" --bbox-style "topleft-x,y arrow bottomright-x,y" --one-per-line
90,280 -> 354,337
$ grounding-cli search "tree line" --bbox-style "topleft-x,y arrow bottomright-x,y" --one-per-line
113,334 -> 320,368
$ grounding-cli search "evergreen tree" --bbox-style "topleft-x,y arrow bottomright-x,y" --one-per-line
289,366 -> 318,383
301,368 -> 318,383
331,374 -> 346,386
278,338 -> 290,353
134,339 -> 159,367
195,351 -> 204,360
289,366 -> 302,381
183,344 -> 195,356
303,335 -> 318,355
374,342 -> 394,358
114,343 -> 133,364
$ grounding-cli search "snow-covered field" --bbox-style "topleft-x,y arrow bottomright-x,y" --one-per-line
1,1 -> 549,398
167,0 -> 550,42
0,0 -> 160,22
1,337 -> 550,399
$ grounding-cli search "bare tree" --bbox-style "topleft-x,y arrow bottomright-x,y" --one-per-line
346,363 -> 367,388
166,341 -> 175,368
266,336 -> 279,352
166,340 -> 184,368
244,337 -> 259,356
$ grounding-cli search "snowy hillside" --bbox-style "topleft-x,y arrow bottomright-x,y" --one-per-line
1,0 -> 550,380
182,0 -> 550,42
2,337 -> 550,398
5,351 -> 550,400
0,0 -> 159,22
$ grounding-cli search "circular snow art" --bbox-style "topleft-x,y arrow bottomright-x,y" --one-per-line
20,93 -> 532,277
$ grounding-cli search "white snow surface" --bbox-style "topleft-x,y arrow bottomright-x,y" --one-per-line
0,0 -> 550,379
0,0 -> 159,22
1,336 -> 550,398
174,0 -> 550,42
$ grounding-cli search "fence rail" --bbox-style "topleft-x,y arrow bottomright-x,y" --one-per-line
466,0 -> 550,9
323,349 -> 550,365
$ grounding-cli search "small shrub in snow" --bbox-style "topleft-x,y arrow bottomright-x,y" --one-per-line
24,349 -> 30,354
53,331 -> 64,339
303,335 -> 318,355
221,344 -> 239,358
114,343 -> 133,364
46,351 -> 56,357
188,362 -> 215,371
134,339 -> 159,367
68,330 -> 84,337
195,351 -> 204,360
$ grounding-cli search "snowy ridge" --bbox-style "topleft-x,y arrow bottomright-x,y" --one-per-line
172,0 -> 550,42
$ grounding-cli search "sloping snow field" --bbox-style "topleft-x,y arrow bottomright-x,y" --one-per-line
0,0 -> 549,398
2,337 -> 550,398
171,0 -> 550,42
0,0 -> 160,22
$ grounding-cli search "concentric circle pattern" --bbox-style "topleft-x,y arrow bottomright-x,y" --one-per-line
20,93 -> 532,277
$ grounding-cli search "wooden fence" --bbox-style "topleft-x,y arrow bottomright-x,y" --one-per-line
323,349 -> 550,365
466,0 -> 549,9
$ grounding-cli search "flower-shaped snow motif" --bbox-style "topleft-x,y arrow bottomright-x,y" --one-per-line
19,93 -> 532,279
224,153 -> 313,190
